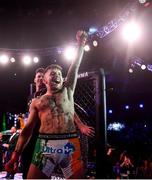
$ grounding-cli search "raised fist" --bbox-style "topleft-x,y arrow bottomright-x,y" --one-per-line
5,151 -> 20,174
76,30 -> 88,46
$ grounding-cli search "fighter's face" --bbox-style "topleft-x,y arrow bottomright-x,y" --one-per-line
34,72 -> 44,88
44,68 -> 63,91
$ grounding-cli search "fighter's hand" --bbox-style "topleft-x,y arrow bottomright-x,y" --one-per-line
79,124 -> 95,137
2,143 -> 9,148
5,151 -> 19,174
76,30 -> 88,46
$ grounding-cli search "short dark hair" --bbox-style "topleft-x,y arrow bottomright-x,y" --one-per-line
35,67 -> 45,74
44,64 -> 62,75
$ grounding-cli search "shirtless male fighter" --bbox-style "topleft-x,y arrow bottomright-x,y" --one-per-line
5,30 -> 89,179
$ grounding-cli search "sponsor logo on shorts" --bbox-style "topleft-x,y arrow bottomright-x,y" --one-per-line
42,142 -> 75,155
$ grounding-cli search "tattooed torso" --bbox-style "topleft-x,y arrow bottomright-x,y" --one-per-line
34,87 -> 76,134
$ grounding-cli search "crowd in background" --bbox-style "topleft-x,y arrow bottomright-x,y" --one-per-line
1,127 -> 152,179
105,147 -> 152,179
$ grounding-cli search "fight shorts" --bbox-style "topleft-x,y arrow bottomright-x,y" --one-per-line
31,132 -> 84,178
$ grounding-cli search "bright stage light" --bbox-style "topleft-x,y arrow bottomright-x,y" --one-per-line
139,103 -> 144,108
108,109 -> 113,114
122,22 -> 141,43
139,0 -> 147,3
88,27 -> 97,35
22,55 -> 32,65
93,40 -> 98,47
64,46 -> 77,61
141,64 -> 146,70
0,55 -> 9,64
107,122 -> 125,131
125,105 -> 130,110
10,57 -> 16,63
129,68 -> 133,73
139,0 -> 151,6
84,45 -> 90,52
33,57 -> 39,63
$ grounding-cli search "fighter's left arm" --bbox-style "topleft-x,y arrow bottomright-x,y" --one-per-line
65,30 -> 87,93
74,113 -> 95,137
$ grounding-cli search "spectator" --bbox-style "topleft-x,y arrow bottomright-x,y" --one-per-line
136,159 -> 152,178
3,127 -> 19,179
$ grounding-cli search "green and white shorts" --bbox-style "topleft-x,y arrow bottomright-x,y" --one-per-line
32,133 -> 83,178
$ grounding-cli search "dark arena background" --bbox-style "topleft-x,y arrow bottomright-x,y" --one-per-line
1,0 -> 152,179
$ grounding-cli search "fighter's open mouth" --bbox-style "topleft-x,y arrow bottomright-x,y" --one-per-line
52,79 -> 60,84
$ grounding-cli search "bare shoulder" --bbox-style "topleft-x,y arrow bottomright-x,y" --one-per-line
31,97 -> 39,104
29,96 -> 41,110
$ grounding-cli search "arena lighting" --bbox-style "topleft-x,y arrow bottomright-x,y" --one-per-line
122,22 -> 141,43
107,122 -> 125,131
125,105 -> 130,110
130,56 -> 143,68
91,1 -> 138,39
0,55 -> 9,64
0,1 -> 138,65
134,61 -> 142,67
88,27 -> 98,35
22,55 -> 32,65
128,68 -> 134,73
130,56 -> 152,72
128,63 -> 135,73
93,40 -> 98,47
141,64 -> 146,70
10,57 -> 16,63
33,57 -> 39,63
108,109 -> 113,114
0,2 -> 138,62
57,47 -> 63,54
138,0 -> 151,7
84,44 -> 90,52
147,64 -> 152,72
63,46 -> 77,61
139,0 -> 147,3
139,103 -> 144,108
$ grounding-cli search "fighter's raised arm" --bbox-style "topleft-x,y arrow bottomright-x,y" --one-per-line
65,30 -> 87,92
